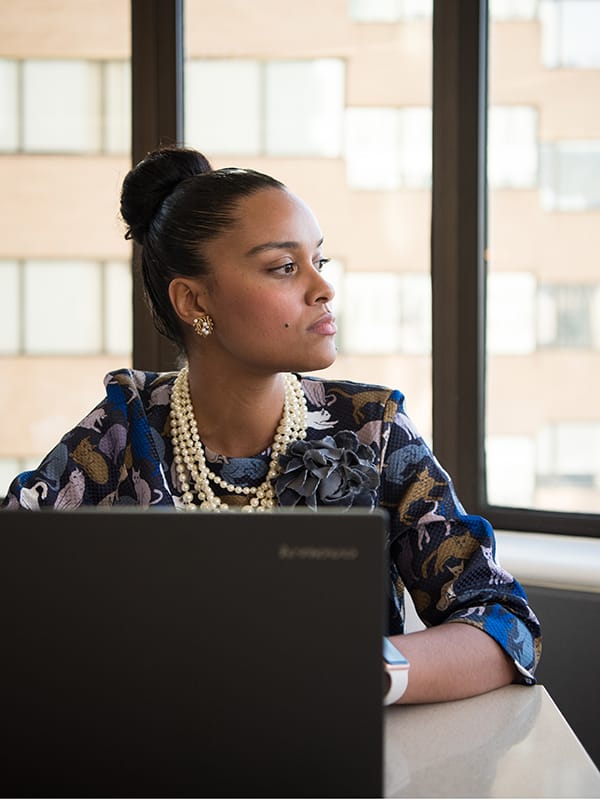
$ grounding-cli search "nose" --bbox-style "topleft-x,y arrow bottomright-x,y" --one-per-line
307,266 -> 335,306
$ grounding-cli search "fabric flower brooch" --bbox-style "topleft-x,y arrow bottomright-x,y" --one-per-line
275,430 -> 380,510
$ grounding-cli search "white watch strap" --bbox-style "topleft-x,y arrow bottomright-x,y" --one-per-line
384,664 -> 409,705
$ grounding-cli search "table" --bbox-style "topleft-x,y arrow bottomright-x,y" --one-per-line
385,685 -> 600,798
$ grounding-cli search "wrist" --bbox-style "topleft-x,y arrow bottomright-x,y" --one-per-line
383,637 -> 410,705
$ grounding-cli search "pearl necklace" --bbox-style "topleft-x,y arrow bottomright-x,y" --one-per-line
170,367 -> 307,512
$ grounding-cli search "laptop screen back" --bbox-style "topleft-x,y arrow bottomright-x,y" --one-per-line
0,508 -> 387,798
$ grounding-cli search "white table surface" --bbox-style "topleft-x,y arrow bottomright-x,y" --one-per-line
385,685 -> 600,798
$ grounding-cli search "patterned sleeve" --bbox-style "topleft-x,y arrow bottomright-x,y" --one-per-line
379,390 -> 542,684
1,370 -> 173,510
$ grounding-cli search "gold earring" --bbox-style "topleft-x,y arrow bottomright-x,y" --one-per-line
192,314 -> 214,337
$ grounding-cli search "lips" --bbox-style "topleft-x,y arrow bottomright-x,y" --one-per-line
308,313 -> 337,336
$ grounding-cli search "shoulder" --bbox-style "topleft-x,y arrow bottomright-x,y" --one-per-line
299,374 -> 408,444
300,374 -> 405,412
103,368 -> 178,409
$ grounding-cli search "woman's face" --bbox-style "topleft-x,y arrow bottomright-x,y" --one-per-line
198,187 -> 337,375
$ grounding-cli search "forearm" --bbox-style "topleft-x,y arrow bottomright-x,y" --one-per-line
389,622 -> 517,704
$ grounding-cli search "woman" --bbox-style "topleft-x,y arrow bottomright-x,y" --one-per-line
2,145 -> 541,702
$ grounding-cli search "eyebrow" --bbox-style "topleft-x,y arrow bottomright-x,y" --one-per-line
245,237 -> 324,258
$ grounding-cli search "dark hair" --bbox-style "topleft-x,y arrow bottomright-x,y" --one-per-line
120,145 -> 286,349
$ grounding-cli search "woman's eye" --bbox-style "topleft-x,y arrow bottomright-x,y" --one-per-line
315,258 -> 330,272
279,262 -> 296,274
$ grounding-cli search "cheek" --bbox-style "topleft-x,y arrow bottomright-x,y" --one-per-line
238,291 -> 296,329
222,294 -> 293,338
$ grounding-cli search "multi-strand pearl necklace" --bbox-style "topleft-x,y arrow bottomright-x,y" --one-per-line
170,366 -> 307,512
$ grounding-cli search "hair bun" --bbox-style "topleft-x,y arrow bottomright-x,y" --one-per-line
120,145 -> 212,244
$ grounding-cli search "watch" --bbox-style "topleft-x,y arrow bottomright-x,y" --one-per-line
383,637 -> 410,705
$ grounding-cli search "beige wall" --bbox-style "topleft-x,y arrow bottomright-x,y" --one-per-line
0,0 -> 129,59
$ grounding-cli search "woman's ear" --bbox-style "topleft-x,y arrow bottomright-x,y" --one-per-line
168,277 -> 209,326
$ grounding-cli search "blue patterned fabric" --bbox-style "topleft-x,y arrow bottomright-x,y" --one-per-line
2,368 -> 542,681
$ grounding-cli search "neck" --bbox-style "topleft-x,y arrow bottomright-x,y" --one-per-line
185,362 -> 290,458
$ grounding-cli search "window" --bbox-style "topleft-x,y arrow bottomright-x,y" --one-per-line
432,1 -> 600,533
488,106 -> 538,189
537,423 -> 600,490
487,272 -> 536,355
0,2 -> 131,490
265,60 -> 344,157
349,0 -> 432,22
537,285 -> 596,349
489,0 -> 538,20
0,260 -> 131,357
0,58 -> 130,155
541,0 -> 600,69
485,2 -> 600,518
7,1 -> 596,534
184,1 -> 433,442
0,60 -> 18,150
185,58 -> 344,158
540,142 -> 600,211
185,60 -> 261,155
345,107 -> 432,189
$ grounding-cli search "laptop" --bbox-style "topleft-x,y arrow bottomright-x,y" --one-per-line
0,507 -> 388,798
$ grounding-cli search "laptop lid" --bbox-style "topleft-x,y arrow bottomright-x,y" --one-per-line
0,508 -> 387,798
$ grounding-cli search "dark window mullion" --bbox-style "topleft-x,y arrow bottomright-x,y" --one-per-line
131,0 -> 183,372
431,0 -> 487,513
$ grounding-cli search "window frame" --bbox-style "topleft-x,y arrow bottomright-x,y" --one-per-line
130,0 -> 600,537
431,0 -> 598,537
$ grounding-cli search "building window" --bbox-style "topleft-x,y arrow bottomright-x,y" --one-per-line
336,271 -> 430,355
23,60 -> 102,153
345,107 -> 431,189
104,61 -> 132,154
0,259 -> 131,356
0,260 -> 19,354
266,60 -> 344,157
541,0 -> 600,69
486,435 -> 536,508
185,60 -> 261,155
0,59 -> 19,150
537,423 -> 600,489
487,272 -> 537,355
489,0 -> 539,20
537,284 -> 595,349
540,141 -> 600,211
488,106 -> 538,189
0,59 -> 130,154
348,0 -> 432,22
487,275 -> 599,353
185,58 -> 345,158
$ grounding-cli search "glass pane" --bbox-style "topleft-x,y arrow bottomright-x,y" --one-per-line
540,0 -> 600,69
265,59 -> 344,157
104,260 -> 133,355
0,260 -> 19,353
104,61 -> 131,154
488,106 -> 538,188
349,0 -> 432,21
0,59 -> 18,150
0,1 -> 132,490
185,60 -> 261,154
486,5 -> 600,513
24,260 -> 103,354
540,141 -> 600,211
23,60 -> 102,153
345,107 -> 431,189
184,0 -> 433,441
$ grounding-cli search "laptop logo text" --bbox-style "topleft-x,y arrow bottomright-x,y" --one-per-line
278,543 -> 359,561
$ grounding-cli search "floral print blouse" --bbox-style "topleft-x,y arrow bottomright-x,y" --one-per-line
2,368 -> 542,682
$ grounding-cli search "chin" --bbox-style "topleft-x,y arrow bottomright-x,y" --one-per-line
288,346 -> 337,374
